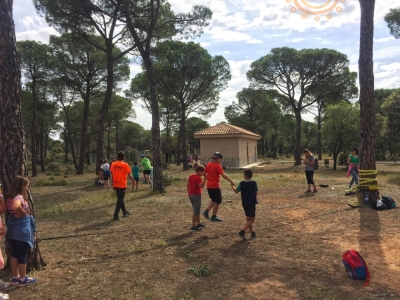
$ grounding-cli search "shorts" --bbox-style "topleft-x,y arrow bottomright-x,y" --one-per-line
207,188 -> 222,204
243,205 -> 256,218
134,177 -> 139,183
9,239 -> 30,264
189,194 -> 201,215
143,170 -> 151,175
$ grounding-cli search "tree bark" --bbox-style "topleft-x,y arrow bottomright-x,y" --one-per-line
294,110 -> 302,165
180,105 -> 188,170
95,45 -> 114,174
30,79 -> 38,177
358,0 -> 378,201
77,81 -> 91,174
0,0 -> 45,270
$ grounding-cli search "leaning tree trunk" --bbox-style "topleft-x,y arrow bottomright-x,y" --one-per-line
358,0 -> 378,201
0,0 -> 45,270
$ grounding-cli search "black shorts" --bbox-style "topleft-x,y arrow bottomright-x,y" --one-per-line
134,177 -> 139,182
243,205 -> 256,217
143,170 -> 151,175
207,188 -> 222,204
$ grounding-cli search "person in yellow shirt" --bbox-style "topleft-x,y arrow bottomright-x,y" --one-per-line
110,151 -> 135,221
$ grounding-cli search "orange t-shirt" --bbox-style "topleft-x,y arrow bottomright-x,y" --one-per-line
205,162 -> 224,189
110,160 -> 131,188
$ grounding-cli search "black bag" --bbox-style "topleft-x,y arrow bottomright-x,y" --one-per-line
371,200 -> 388,211
381,195 -> 396,209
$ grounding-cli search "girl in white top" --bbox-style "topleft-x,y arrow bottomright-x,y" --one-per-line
101,159 -> 110,187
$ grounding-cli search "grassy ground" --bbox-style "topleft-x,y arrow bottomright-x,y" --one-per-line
2,160 -> 400,299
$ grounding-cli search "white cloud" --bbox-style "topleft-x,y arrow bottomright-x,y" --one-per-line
292,38 -> 304,43
374,37 -> 395,43
380,62 -> 400,71
247,39 -> 262,44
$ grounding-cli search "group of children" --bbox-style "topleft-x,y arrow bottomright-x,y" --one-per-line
187,152 -> 258,241
97,154 -> 153,190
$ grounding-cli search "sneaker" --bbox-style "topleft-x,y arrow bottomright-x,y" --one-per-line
113,217 -> 120,221
305,190 -> 311,193
191,226 -> 202,232
123,211 -> 131,217
10,278 -> 19,286
251,232 -> 257,239
0,292 -> 9,300
17,276 -> 37,287
0,281 -> 10,290
196,223 -> 206,228
202,210 -> 209,220
237,231 -> 246,241
210,216 -> 223,222
313,190 -> 318,193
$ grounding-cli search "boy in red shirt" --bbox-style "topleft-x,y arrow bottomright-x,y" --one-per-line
187,165 -> 207,232
202,152 -> 235,222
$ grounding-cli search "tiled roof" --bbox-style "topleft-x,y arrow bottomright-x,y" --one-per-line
194,123 -> 261,138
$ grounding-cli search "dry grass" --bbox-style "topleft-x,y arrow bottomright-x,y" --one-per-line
2,160 -> 400,299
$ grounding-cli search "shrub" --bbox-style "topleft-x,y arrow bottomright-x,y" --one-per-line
34,179 -> 68,187
54,172 -> 61,176
162,162 -> 169,169
47,162 -> 61,172
338,152 -> 348,165
188,265 -> 211,277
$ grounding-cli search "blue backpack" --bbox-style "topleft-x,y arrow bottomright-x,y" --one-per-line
342,250 -> 370,286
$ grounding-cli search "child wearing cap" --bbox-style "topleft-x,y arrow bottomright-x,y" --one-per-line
187,165 -> 207,232
202,152 -> 235,222
232,169 -> 258,241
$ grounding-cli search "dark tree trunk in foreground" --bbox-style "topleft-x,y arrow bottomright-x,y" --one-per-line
0,0 -> 45,270
294,110 -> 302,165
358,0 -> 378,201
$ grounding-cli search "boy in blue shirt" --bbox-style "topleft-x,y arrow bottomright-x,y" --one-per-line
132,162 -> 140,191
232,169 -> 258,241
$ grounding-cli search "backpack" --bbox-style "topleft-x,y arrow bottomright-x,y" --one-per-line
371,200 -> 388,211
381,195 -> 396,209
342,250 -> 370,286
310,156 -> 319,170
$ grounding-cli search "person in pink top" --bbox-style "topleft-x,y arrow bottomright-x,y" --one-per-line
6,176 -> 38,287
187,165 -> 206,232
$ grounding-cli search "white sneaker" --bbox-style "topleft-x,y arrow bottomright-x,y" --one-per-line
0,292 -> 9,300
0,280 -> 10,290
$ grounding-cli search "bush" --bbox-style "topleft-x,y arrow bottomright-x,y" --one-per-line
390,155 -> 400,164
338,152 -> 348,165
34,179 -> 68,187
162,162 -> 169,169
47,162 -> 61,172
54,172 -> 61,176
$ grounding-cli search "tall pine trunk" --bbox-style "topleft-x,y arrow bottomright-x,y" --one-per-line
96,46 -> 114,174
77,82 -> 91,174
31,79 -> 38,177
0,0 -> 45,270
294,110 -> 302,165
358,0 -> 378,201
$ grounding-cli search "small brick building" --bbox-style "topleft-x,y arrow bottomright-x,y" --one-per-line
194,123 -> 261,169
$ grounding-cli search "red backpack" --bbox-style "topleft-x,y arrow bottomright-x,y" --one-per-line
342,250 -> 370,286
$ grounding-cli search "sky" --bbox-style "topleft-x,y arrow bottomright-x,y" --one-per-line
13,0 -> 400,130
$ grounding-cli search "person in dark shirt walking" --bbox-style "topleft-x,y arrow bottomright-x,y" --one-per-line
232,169 -> 258,241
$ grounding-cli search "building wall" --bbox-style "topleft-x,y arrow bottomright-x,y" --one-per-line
198,136 -> 258,168
238,138 -> 258,165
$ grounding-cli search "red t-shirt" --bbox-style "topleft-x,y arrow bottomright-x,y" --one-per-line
205,162 -> 224,189
187,174 -> 202,195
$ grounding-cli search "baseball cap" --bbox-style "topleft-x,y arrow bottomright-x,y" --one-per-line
211,152 -> 223,159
